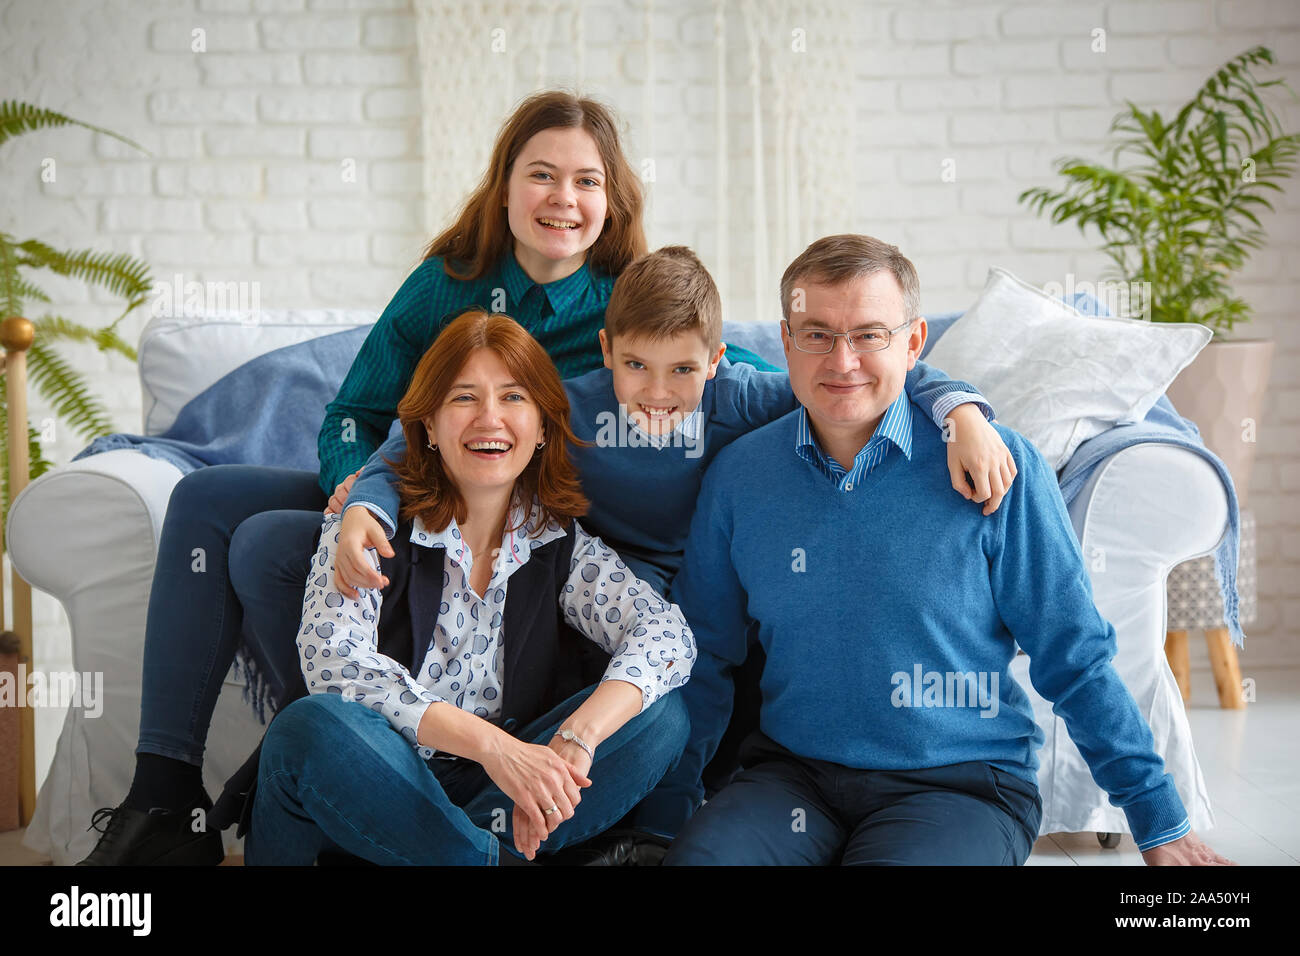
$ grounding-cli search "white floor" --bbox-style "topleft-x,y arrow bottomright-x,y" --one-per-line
1025,665 -> 1300,866
4,666 -> 1298,866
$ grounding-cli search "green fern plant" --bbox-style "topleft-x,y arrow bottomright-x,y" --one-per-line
1019,46 -> 1300,335
0,101 -> 153,522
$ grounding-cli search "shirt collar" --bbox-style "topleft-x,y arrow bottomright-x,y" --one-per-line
410,494 -> 567,573
625,401 -> 704,447
499,244 -> 594,316
678,405 -> 703,442
794,390 -> 913,467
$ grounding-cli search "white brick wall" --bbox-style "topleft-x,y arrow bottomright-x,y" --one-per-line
2,0 -> 1298,776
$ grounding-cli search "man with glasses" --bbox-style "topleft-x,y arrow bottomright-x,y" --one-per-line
655,234 -> 1231,866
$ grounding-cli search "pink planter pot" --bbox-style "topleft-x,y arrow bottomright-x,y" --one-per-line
1164,339 -> 1274,510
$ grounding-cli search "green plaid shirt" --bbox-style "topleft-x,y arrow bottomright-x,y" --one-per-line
318,246 -> 613,492
317,246 -> 778,494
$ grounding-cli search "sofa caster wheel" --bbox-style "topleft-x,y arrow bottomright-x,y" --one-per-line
1098,832 -> 1121,849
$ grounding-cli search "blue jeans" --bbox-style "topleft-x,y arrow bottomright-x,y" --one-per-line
245,685 -> 690,865
228,507 -> 328,697
136,465 -> 325,765
664,732 -> 1042,866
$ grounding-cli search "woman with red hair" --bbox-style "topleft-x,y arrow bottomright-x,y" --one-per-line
243,309 -> 693,865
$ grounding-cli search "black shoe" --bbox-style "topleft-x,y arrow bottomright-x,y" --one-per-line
544,828 -> 672,866
76,793 -> 225,866
497,848 -> 539,867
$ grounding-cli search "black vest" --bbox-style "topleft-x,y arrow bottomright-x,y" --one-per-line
210,518 -> 608,836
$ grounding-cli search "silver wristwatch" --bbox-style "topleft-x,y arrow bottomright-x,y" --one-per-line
554,728 -> 594,761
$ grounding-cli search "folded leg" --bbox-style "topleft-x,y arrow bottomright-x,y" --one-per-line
229,507 -> 327,702
246,693 -> 501,866
663,756 -> 845,866
840,764 -> 1040,866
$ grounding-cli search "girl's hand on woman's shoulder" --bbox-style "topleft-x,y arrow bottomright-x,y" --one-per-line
334,505 -> 394,600
326,468 -> 364,516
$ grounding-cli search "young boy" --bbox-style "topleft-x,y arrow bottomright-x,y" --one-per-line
336,246 -> 1006,600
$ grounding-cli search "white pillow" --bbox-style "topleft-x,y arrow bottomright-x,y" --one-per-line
924,267 -> 1211,470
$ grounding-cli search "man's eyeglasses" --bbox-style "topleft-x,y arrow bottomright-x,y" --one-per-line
783,318 -> 915,354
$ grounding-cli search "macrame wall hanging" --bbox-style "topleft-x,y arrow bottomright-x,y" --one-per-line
414,0 -> 857,323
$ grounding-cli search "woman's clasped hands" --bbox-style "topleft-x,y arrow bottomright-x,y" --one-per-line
480,735 -> 592,861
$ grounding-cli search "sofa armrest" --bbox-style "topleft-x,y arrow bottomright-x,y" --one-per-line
1065,443 -> 1229,576
9,451 -> 274,863
5,451 -> 185,863
7,450 -> 183,601
1011,443 -> 1227,837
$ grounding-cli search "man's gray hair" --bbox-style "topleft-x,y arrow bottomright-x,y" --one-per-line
779,234 -> 921,323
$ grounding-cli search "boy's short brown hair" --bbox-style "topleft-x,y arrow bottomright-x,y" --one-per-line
604,245 -> 722,349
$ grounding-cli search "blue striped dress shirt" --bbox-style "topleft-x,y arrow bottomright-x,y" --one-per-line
794,391 -> 914,492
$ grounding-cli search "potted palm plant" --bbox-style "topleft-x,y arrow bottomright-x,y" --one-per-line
1019,46 -> 1299,508
0,101 -> 153,522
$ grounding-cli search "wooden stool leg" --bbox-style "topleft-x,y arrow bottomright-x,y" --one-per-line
1206,628 -> 1245,709
1165,630 -> 1191,705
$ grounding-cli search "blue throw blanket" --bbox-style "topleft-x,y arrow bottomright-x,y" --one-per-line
75,325 -> 373,474
1059,399 -> 1243,646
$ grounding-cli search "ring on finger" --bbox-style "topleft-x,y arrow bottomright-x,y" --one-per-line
543,805 -> 559,815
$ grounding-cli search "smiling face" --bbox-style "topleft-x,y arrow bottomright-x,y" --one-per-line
782,271 -> 926,452
599,328 -> 725,435
503,126 -> 609,284
424,348 -> 546,498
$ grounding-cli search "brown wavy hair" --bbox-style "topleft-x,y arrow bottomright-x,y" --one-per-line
605,245 -> 723,348
423,90 -> 647,281
388,309 -> 589,535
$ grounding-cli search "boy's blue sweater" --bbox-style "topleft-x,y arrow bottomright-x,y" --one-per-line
559,360 -> 792,592
652,396 -> 1191,852
346,359 -> 982,596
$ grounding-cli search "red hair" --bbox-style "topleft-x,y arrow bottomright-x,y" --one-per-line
388,309 -> 589,534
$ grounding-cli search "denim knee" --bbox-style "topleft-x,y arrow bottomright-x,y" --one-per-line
638,689 -> 690,766
260,693 -> 363,774
229,509 -> 301,597
169,464 -> 257,515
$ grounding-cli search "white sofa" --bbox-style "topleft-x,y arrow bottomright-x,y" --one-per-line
9,310 -> 1226,864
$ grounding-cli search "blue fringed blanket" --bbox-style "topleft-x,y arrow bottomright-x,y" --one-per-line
75,326 -> 372,474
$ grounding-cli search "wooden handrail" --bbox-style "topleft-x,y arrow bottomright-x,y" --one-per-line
1,316 -> 36,827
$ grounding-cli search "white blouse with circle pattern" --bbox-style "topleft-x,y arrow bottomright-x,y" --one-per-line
298,499 -> 695,758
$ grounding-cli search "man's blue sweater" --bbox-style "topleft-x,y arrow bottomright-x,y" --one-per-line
658,395 -> 1191,852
